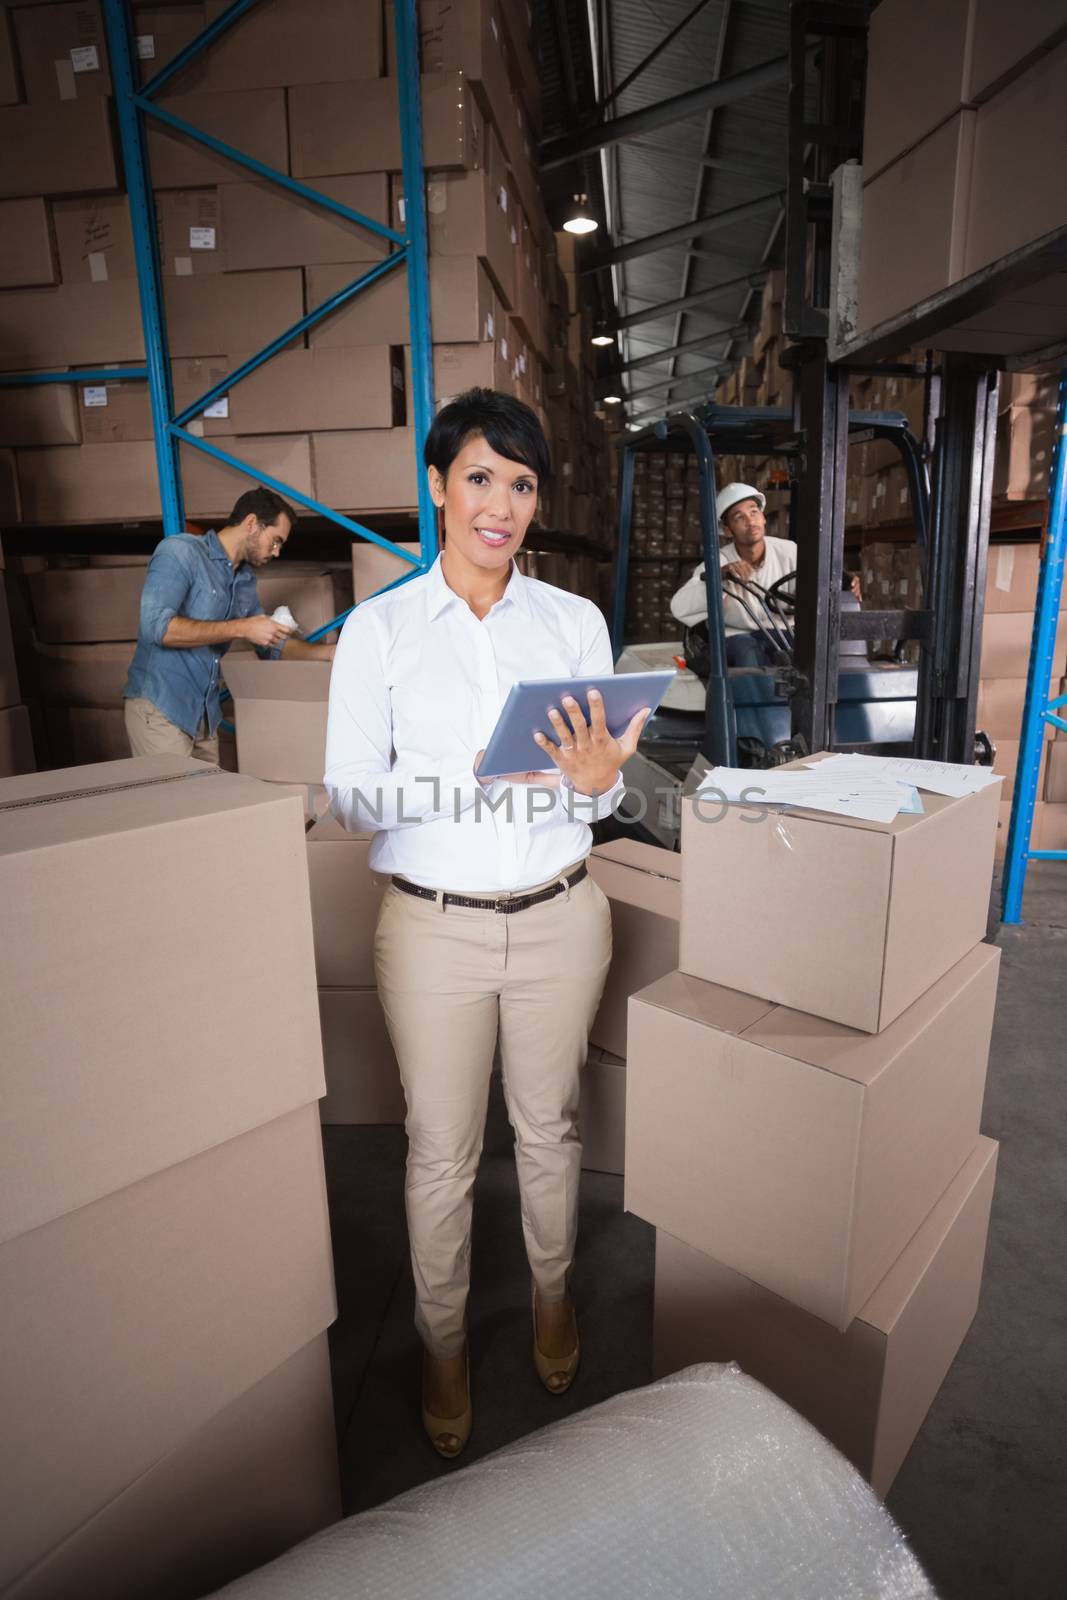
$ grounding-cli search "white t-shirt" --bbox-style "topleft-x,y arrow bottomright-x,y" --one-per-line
669,536 -> 798,636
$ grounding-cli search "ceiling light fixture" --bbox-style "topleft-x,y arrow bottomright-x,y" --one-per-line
591,331 -> 615,347
562,194 -> 598,235
602,394 -> 622,404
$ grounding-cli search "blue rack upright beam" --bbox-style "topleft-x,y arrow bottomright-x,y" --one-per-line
1001,368 -> 1067,922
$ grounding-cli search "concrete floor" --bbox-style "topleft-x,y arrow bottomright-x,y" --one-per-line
321,864 -> 1067,1600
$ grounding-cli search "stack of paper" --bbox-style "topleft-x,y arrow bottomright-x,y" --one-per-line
696,753 -> 1002,824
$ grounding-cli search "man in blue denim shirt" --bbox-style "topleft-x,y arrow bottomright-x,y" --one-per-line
123,487 -> 334,762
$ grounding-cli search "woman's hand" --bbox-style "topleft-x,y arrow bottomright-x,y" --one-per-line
533,689 -> 649,795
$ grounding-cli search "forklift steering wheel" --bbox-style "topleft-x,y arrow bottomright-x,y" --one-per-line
762,571 -> 798,613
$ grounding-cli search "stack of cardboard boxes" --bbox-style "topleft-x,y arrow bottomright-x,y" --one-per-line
857,0 -> 1067,334
0,755 -> 341,1597
0,0 -> 610,544
626,753 -> 1003,1496
623,452 -> 705,643
0,562 -> 34,775
715,271 -> 789,413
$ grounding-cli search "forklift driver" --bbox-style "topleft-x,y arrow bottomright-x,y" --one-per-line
669,482 -> 797,668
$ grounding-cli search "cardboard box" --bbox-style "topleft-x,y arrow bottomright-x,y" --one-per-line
965,39 -> 1067,277
147,87 -> 289,189
1035,801 -> 1067,849
14,0 -> 111,104
318,988 -> 405,1124
183,0 -> 382,90
313,428 -> 419,512
220,174 -> 391,271
0,198 -> 58,288
0,281 -> 143,371
132,2 -> 207,86
395,168 -> 516,308
680,752 -> 1001,1033
228,346 -> 405,435
45,703 -> 130,765
992,737 -> 1048,793
625,942 -> 999,1329
308,255 -> 499,349
587,837 -> 681,1059
72,357 -> 232,446
289,72 -> 481,177
11,1334 -> 340,1600
433,338 -> 514,402
1044,742 -> 1067,803
0,97 -> 118,198
992,406 -> 1057,501
0,705 -> 35,776
51,192 -> 134,283
420,0 -> 530,176
165,268 -> 304,358
249,564 -> 353,647
223,658 -> 331,784
858,110 -> 975,333
156,187 -> 223,276
31,640 -> 135,706
16,442 -> 155,524
982,610 -> 1067,679
580,1046 -> 626,1175
861,0 -> 975,179
306,813 -> 386,987
652,1136 -> 998,1497
967,0 -> 1067,101
181,433 -> 314,520
28,566 -> 146,641
976,677 -> 1028,740
0,1103 -> 336,1589
0,381 -> 80,447
984,542 -> 1044,611
0,757 -> 325,1240
351,538 -> 424,601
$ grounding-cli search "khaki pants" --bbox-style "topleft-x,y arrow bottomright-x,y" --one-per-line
374,867 -> 612,1358
124,696 -> 219,764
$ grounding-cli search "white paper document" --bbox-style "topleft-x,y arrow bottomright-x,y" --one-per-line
696,767 -> 909,824
810,752 -> 1004,798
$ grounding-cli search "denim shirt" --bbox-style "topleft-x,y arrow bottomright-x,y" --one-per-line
123,530 -> 277,738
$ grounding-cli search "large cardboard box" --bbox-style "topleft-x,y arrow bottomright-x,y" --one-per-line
0,757 -> 324,1239
0,281 -> 143,370
165,268 -> 304,357
51,192 -> 135,283
289,73 -> 481,177
10,1334 -> 340,1600
0,198 -> 58,288
0,1103 -> 336,1590
679,753 -> 1001,1033
580,1046 -> 626,1175
433,338 -> 514,402
992,406 -> 1057,501
29,567 -> 146,642
984,542 -> 1044,612
147,88 -> 289,189
17,441 -> 159,524
306,813 -> 386,987
13,0 -> 111,104
132,2 -> 207,87
184,0 -> 381,91
977,677 -> 1027,740
981,610 -> 1067,679
625,943 -> 999,1329
31,640 -> 135,707
858,110 -> 975,333
861,0 -> 975,179
966,0 -> 1067,101
228,346 -> 405,435
220,174 -> 391,271
0,382 -> 80,448
313,427 -> 420,512
223,658 -> 331,784
45,704 -> 130,765
652,1137 -> 999,1497
588,837 -> 681,1059
75,358 -> 235,445
156,187 -> 223,276
965,39 -> 1067,277
0,98 -> 118,198
420,0 -> 530,176
318,988 -> 405,1124
395,167 -> 516,308
181,432 -> 314,519
308,255 -> 498,349
0,705 -> 35,776
351,538 -> 424,601
993,737 -> 1049,794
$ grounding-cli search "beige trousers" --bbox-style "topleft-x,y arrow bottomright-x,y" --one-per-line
124,696 -> 220,764
374,866 -> 613,1358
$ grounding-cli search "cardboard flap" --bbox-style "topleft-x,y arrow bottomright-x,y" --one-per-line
222,658 -> 332,702
306,813 -> 372,843
592,836 -> 682,879
632,970 -> 775,1036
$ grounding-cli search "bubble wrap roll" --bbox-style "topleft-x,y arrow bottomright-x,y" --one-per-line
209,1363 -> 935,1600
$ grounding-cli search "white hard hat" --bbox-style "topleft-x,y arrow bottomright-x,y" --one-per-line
716,482 -> 766,529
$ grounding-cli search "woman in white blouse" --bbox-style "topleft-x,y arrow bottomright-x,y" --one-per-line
325,390 -> 648,1458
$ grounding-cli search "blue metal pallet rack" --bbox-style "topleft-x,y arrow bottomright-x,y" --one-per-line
2,0 -> 438,639
1001,369 -> 1067,922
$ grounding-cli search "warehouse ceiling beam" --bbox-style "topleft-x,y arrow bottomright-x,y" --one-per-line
582,191 -> 784,272
608,322 -> 751,378
606,272 -> 768,333
623,361 -> 729,404
539,55 -> 790,171
600,0 -> 717,109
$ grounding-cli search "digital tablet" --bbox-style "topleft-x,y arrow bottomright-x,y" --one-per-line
478,671 -> 676,779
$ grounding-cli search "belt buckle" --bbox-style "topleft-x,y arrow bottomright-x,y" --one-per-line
495,889 -> 512,914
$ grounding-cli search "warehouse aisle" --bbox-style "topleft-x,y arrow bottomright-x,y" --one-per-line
322,865 -> 1066,1600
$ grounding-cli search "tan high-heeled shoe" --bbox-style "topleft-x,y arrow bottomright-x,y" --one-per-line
532,1286 -> 580,1395
421,1346 -> 472,1459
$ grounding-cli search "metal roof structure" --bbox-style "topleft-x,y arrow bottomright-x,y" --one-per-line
537,0 -> 792,424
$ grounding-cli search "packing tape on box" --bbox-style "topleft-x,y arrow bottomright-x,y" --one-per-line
207,1365 -> 934,1600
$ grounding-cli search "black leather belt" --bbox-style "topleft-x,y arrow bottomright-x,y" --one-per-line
392,861 -> 588,914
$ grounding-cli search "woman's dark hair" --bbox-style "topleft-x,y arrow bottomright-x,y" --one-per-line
423,388 -> 551,484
